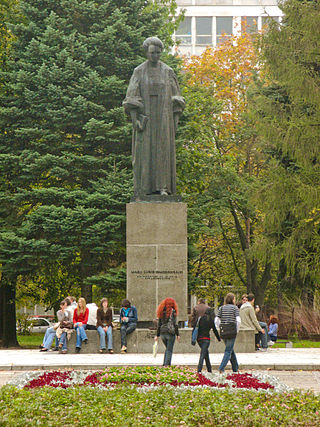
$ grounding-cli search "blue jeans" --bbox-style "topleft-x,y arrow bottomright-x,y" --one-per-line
161,333 -> 176,366
269,334 -> 277,342
42,327 -> 56,349
120,323 -> 137,347
97,326 -> 113,350
59,332 -> 67,350
75,324 -> 87,348
219,338 -> 239,373
197,339 -> 211,373
259,321 -> 269,348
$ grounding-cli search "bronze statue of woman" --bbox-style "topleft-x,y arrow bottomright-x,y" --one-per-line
123,37 -> 185,197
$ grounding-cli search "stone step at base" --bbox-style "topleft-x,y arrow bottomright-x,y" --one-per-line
64,328 -> 255,354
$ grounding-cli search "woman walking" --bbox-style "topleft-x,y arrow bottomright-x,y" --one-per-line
191,300 -> 221,373
215,293 -> 241,374
73,297 -> 89,353
154,298 -> 180,366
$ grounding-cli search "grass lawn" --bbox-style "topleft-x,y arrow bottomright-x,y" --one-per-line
18,333 -> 320,349
272,339 -> 320,348
0,385 -> 319,426
18,334 -> 44,348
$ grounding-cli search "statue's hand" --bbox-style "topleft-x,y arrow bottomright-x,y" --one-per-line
132,119 -> 139,131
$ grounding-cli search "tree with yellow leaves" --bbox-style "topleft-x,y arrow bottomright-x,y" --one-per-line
177,30 -> 272,304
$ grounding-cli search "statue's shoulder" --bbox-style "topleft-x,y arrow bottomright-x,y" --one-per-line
134,61 -> 148,73
160,61 -> 173,72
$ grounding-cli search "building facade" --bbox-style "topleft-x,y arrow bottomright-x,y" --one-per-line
174,0 -> 283,55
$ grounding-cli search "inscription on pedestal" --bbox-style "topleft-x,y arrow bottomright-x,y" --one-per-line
131,270 -> 183,280
126,203 -> 188,322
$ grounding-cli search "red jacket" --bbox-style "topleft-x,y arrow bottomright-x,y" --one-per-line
73,307 -> 89,325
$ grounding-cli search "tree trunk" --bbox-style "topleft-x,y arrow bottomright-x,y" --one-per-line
252,262 -> 272,306
81,284 -> 92,303
0,275 -> 19,348
0,283 -> 4,343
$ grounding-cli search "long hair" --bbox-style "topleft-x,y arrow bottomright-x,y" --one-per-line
268,315 -> 278,326
224,293 -> 235,305
100,298 -> 108,309
77,297 -> 86,314
157,298 -> 178,319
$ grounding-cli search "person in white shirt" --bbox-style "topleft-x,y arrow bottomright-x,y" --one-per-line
86,302 -> 98,330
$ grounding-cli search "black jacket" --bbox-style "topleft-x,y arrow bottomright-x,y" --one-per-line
157,308 -> 179,337
192,308 -> 220,341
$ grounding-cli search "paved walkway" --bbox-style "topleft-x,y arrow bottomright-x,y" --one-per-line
1,347 -> 320,371
0,348 -> 320,393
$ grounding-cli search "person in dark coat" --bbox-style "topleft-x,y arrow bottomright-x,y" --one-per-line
96,298 -> 113,353
154,298 -> 180,366
191,299 -> 221,373
120,299 -> 138,353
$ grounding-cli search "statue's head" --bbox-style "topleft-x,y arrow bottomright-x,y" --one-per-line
143,37 -> 164,64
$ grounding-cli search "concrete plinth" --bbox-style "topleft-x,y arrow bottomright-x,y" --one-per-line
66,329 -> 255,354
126,202 -> 188,322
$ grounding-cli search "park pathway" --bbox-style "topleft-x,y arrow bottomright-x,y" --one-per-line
0,348 -> 320,393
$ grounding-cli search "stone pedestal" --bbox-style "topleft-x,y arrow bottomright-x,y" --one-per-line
126,202 -> 188,323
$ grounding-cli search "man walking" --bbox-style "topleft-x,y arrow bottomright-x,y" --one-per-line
240,293 -> 267,351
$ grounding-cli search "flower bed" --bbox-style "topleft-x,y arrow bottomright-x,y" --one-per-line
8,366 -> 289,393
1,379 -> 320,426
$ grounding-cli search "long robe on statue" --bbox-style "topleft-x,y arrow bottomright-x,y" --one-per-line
123,61 -> 185,196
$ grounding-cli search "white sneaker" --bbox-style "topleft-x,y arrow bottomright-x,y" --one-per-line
268,341 -> 275,346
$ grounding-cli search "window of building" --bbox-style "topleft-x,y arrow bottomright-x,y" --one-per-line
176,17 -> 192,45
196,17 -> 212,45
216,17 -> 233,45
241,16 -> 258,34
261,16 -> 280,29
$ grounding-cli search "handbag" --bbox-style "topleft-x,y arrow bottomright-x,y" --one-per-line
191,316 -> 201,346
219,322 -> 237,339
61,320 -> 73,329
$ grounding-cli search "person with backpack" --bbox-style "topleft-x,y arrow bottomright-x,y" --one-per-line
191,299 -> 221,373
154,298 -> 180,366
215,292 -> 241,374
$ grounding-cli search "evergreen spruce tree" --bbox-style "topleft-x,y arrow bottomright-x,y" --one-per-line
248,0 -> 320,299
0,0 -> 179,346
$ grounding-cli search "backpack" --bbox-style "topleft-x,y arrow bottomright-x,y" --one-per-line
167,309 -> 176,335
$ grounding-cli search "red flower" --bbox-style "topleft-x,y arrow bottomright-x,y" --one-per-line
226,373 -> 274,390
25,371 -> 72,389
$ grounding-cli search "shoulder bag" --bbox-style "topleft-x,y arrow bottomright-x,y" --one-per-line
191,316 -> 201,345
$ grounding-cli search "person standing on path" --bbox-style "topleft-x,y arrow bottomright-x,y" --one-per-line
191,299 -> 221,373
155,298 -> 180,366
215,293 -> 241,374
240,293 -> 266,351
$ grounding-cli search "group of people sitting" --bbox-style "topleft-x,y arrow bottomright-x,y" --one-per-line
40,297 -> 138,354
39,292 -> 279,374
